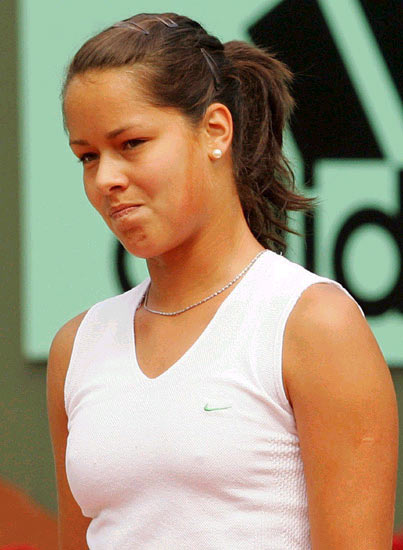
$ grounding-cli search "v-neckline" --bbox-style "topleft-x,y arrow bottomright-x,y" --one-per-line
130,251 -> 268,382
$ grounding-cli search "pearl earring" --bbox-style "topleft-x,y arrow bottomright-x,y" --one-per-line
212,148 -> 222,159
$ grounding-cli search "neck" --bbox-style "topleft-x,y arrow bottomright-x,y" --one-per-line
144,216 -> 265,311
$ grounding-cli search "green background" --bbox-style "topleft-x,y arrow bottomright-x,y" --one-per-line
19,0 -> 402,365
1,0 -> 402,529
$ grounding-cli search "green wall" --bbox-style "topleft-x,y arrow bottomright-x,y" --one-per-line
0,0 -> 57,515
1,0 -> 402,531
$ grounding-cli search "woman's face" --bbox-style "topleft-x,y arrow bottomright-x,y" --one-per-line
64,68 -> 215,258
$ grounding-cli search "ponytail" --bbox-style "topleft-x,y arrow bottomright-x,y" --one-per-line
221,41 -> 315,252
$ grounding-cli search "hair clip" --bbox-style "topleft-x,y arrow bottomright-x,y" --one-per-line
112,21 -> 150,35
153,15 -> 178,28
200,48 -> 220,90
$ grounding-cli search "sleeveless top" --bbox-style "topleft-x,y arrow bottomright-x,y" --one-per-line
64,249 -> 363,549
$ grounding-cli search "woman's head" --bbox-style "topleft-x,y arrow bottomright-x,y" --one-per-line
65,66 -> 235,259
62,12 -> 314,253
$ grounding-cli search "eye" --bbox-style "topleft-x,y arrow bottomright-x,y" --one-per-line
77,152 -> 97,164
124,139 -> 145,150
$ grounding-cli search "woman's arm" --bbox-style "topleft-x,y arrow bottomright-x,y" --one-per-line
46,312 -> 91,550
283,283 -> 398,550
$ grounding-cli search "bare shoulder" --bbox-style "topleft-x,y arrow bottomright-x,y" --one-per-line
49,310 -> 89,370
47,310 -> 89,407
47,310 -> 89,437
286,281 -> 364,340
282,282 -> 380,404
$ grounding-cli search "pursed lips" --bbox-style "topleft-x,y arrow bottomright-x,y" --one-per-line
109,204 -> 143,218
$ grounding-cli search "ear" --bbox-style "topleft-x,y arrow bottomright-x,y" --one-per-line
201,102 -> 233,159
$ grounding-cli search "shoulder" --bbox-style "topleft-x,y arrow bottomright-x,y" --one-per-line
47,310 -> 89,467
259,251 -> 330,297
47,310 -> 89,409
49,310 -> 89,368
46,282 -> 145,391
282,281 -> 391,410
284,282 -> 366,351
286,281 -> 364,341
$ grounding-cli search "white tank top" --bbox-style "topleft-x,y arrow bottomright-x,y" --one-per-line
64,249 -> 363,549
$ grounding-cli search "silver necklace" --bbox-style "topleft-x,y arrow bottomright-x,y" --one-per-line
140,250 -> 267,316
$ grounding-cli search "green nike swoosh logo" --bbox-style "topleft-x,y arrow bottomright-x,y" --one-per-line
204,404 -> 232,411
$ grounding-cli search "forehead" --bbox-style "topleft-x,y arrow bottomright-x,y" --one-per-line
64,68 -> 151,120
64,67 -> 186,135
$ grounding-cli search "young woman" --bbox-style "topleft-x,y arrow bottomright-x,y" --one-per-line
47,12 -> 398,550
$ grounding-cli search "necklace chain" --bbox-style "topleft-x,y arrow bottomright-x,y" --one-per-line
140,250 -> 267,316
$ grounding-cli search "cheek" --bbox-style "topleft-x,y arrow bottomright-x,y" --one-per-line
161,144 -> 206,203
83,178 -> 103,214
152,163 -> 200,218
83,179 -> 95,206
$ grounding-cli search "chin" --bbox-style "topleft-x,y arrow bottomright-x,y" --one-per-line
120,243 -> 156,260
118,237 -> 167,260
117,225 -> 193,260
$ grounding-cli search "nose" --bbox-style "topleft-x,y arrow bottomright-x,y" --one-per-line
93,154 -> 130,194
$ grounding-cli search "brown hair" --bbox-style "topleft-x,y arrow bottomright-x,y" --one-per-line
61,12 -> 315,253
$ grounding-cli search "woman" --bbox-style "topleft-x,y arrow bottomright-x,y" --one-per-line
47,12 -> 398,550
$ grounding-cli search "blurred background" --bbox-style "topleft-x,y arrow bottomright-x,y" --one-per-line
1,0 -> 402,547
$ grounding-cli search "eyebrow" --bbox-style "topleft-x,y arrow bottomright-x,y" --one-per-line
69,125 -> 138,146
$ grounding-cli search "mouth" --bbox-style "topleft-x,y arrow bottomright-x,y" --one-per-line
109,204 -> 143,219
